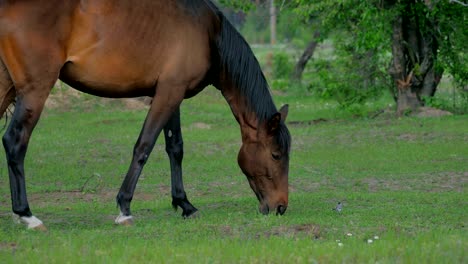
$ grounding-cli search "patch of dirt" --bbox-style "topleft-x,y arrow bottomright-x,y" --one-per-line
362,171 -> 467,192
0,242 -> 18,252
19,185 -> 171,208
288,118 -> 327,126
414,107 -> 453,117
190,122 -> 212,129
121,97 -> 151,110
30,190 -> 115,205
218,225 -> 235,236
263,223 -> 321,239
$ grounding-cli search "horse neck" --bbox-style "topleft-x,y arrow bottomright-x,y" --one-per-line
219,78 -> 260,143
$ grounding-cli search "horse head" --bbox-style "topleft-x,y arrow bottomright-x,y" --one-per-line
237,105 -> 290,215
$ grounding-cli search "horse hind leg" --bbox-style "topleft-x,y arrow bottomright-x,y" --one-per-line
1,45 -> 62,231
163,107 -> 198,218
2,89 -> 54,231
0,62 -> 40,229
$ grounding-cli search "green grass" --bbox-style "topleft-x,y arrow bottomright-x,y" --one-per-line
0,88 -> 466,263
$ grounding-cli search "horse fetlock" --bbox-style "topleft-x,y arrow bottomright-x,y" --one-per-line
116,191 -> 133,204
13,214 -> 47,230
182,207 -> 199,219
172,195 -> 198,218
171,193 -> 188,209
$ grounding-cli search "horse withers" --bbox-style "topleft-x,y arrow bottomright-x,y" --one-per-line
0,0 -> 291,230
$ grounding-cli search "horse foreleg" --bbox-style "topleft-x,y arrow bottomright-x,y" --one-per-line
163,107 -> 198,218
115,89 -> 184,225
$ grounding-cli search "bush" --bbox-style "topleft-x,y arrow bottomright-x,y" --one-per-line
272,52 -> 293,80
268,52 -> 295,92
305,42 -> 389,108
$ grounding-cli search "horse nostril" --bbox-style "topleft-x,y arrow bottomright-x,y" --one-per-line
276,205 -> 287,215
259,204 -> 270,215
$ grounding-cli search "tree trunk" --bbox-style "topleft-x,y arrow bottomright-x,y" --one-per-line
269,0 -> 276,45
390,13 -> 422,115
388,1 -> 441,115
291,30 -> 320,82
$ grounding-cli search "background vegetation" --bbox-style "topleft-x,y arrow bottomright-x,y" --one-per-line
220,0 -> 467,115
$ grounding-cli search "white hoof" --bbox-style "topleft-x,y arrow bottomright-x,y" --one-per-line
13,214 -> 47,230
115,212 -> 134,226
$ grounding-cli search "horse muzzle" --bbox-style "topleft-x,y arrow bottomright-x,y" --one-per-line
259,201 -> 288,215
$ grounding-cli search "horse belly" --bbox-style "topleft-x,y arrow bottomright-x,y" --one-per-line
59,53 -> 157,98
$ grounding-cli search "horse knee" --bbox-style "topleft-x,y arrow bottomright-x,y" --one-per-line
166,141 -> 183,161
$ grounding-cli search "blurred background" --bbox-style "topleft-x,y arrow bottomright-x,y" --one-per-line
213,0 -> 467,116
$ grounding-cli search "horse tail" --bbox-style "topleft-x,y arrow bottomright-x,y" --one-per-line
0,58 -> 16,123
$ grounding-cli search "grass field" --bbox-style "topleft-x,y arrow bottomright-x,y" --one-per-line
0,88 -> 466,263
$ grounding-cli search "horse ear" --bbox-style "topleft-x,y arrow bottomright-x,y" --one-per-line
267,113 -> 281,135
279,104 -> 289,122
267,104 -> 288,134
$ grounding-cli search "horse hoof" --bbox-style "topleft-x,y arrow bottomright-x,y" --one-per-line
15,215 -> 46,231
115,213 -> 134,226
183,210 -> 199,219
32,224 -> 48,232
119,218 -> 134,226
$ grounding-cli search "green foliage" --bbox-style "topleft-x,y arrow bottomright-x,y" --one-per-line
304,38 -> 389,108
239,7 -> 270,44
423,88 -> 468,114
272,52 -> 293,79
219,0 -> 466,111
433,2 -> 468,88
270,53 -> 291,92
292,0 -> 467,95
217,0 -> 255,12
275,8 -> 317,47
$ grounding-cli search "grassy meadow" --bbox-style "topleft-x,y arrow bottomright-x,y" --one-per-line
0,87 -> 466,263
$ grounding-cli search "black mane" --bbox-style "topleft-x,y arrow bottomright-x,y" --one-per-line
215,12 -> 291,154
212,2 -> 290,154
215,15 -> 277,123
178,0 -> 291,154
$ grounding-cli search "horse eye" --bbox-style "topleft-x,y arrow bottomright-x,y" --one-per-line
272,153 -> 281,160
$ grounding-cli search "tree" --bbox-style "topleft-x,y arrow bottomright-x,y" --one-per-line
387,1 -> 442,114
269,0 -> 277,45
294,0 -> 466,114
219,0 -> 467,113
291,30 -> 320,82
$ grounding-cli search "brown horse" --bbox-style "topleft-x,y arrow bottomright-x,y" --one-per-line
0,0 -> 291,230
